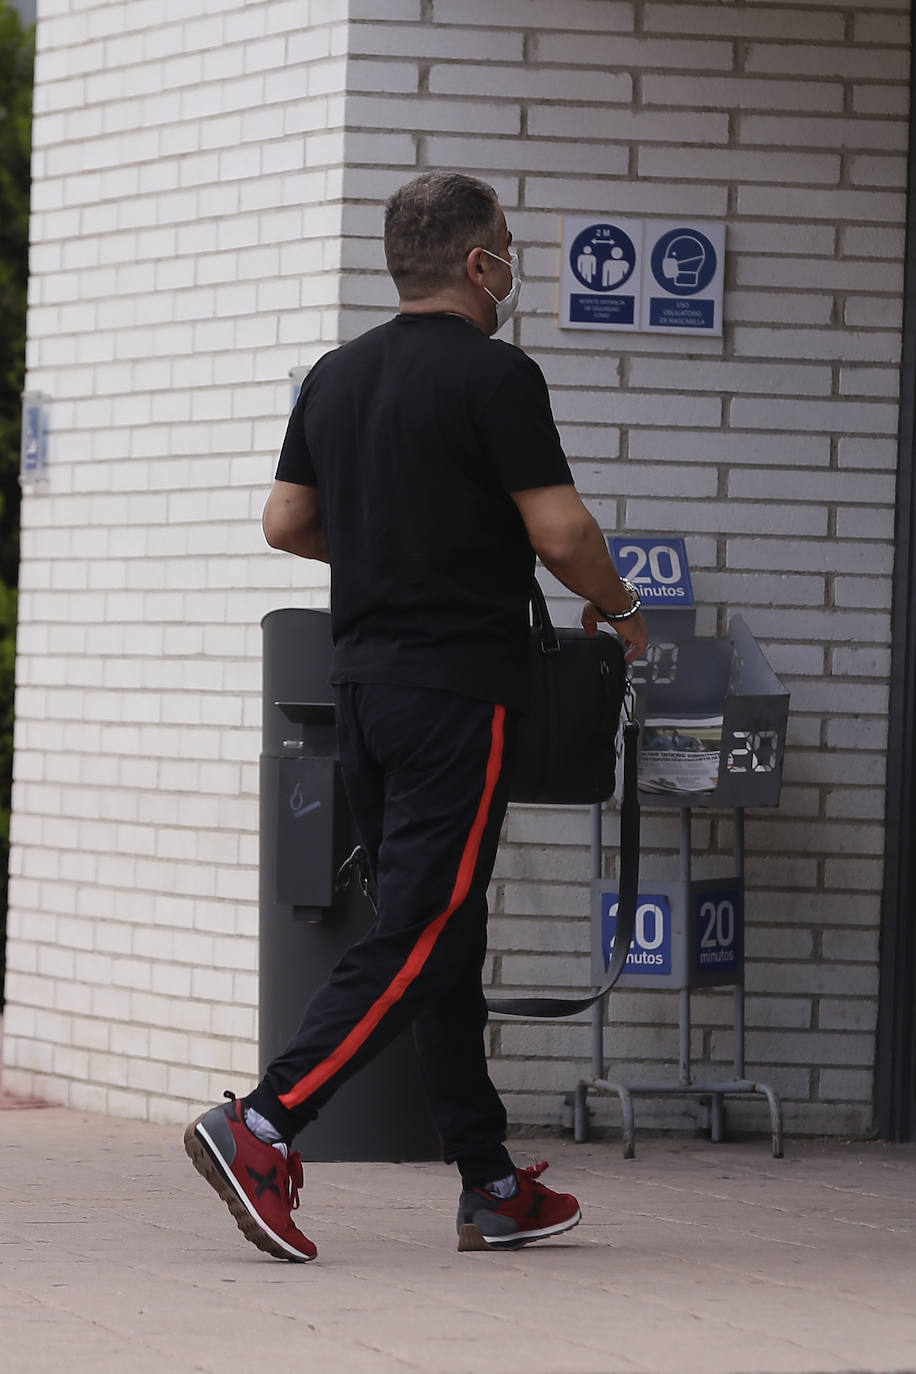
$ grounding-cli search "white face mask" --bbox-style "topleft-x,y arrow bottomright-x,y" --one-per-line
482,247 -> 521,331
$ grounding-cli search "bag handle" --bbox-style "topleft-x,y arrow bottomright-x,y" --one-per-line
486,704 -> 641,1018
529,578 -> 560,654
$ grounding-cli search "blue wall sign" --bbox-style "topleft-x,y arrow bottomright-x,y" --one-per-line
561,216 -> 726,336
641,221 -> 725,336
560,215 -> 642,332
692,885 -> 742,978
569,223 -> 637,292
20,392 -> 50,488
608,536 -> 694,607
650,229 -> 718,296
600,891 -> 672,976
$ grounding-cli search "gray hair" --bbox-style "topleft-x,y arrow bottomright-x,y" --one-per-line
384,171 -> 503,300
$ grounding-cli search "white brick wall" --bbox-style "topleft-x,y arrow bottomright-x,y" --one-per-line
5,0 -> 348,1122
5,0 -> 909,1141
334,0 -> 908,1140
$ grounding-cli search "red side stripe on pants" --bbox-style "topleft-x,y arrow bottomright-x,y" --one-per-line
278,704 -> 507,1112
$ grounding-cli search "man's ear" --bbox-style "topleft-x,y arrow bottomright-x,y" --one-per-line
465,246 -> 488,286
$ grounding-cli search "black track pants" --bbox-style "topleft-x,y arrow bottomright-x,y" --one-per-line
247,683 -> 515,1187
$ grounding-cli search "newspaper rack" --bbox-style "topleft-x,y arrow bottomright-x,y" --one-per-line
570,541 -> 790,1158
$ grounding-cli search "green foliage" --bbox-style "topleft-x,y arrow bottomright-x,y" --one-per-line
0,2 -> 33,1002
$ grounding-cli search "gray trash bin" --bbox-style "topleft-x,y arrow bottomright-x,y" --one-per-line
259,607 -> 440,1162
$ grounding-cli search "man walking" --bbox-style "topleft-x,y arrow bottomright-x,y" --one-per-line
185,172 -> 648,1262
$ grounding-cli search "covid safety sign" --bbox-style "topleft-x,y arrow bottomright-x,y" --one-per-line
560,216 -> 725,337
561,216 -> 642,329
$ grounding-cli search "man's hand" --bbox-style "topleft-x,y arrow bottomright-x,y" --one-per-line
582,601 -> 649,663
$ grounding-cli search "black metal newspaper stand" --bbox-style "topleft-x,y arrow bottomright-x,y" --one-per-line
571,540 -> 790,1158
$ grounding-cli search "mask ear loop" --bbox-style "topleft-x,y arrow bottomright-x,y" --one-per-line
481,248 -> 519,321
474,247 -> 503,316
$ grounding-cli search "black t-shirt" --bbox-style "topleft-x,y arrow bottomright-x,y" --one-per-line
275,313 -> 573,711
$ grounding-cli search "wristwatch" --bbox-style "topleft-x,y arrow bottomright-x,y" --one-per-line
596,577 -> 642,622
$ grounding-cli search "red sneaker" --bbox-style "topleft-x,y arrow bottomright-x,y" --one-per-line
456,1161 -> 581,1251
184,1092 -> 316,1262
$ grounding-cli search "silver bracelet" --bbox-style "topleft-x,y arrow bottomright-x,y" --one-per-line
596,577 -> 642,622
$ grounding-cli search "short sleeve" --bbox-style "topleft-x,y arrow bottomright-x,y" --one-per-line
275,391 -> 318,487
478,353 -> 574,493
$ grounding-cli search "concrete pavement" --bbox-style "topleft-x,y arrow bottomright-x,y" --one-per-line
1,1106 -> 915,1374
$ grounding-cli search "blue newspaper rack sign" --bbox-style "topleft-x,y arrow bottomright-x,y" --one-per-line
592,877 -> 744,990
690,877 -> 743,986
608,536 -> 694,609
596,890 -> 674,981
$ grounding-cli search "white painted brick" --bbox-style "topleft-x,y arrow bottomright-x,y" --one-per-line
728,538 -> 891,577
842,225 -> 906,259
629,357 -> 831,398
818,1068 -> 874,1102
556,390 -> 721,428
431,0 -> 633,30
844,297 -> 904,329
351,22 -> 523,61
431,64 -> 632,103
627,498 -> 829,537
736,253 -> 903,295
849,154 -> 908,189
730,1028 -> 874,1068
728,469 -> 895,506
818,999 -> 877,1034
643,74 -> 844,112
853,83 -> 909,117
746,42 -> 908,82
431,135 -> 629,177
539,32 -> 733,70
647,3 -> 845,40
741,113 -> 907,153
853,11 -> 909,45
360,94 -> 519,141
628,429 -> 830,468
525,176 -> 729,218
729,397 -> 898,436
839,367 -> 900,401
838,437 -> 899,474
824,790 -> 886,822
640,145 -> 841,184
738,184 -> 905,223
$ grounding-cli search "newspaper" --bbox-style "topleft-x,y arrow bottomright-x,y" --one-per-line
639,715 -> 723,795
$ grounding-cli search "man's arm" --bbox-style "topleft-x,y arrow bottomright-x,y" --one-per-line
262,480 -> 330,563
511,484 -> 649,661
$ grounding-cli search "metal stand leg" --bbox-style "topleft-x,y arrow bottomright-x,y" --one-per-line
679,988 -> 692,1086
618,1085 -> 636,1159
574,1081 -> 589,1144
710,1093 -> 725,1143
570,803 -> 783,1161
760,1081 -> 784,1159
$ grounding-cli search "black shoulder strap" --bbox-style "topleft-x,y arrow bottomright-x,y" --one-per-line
486,716 -> 640,1018
528,578 -> 560,654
